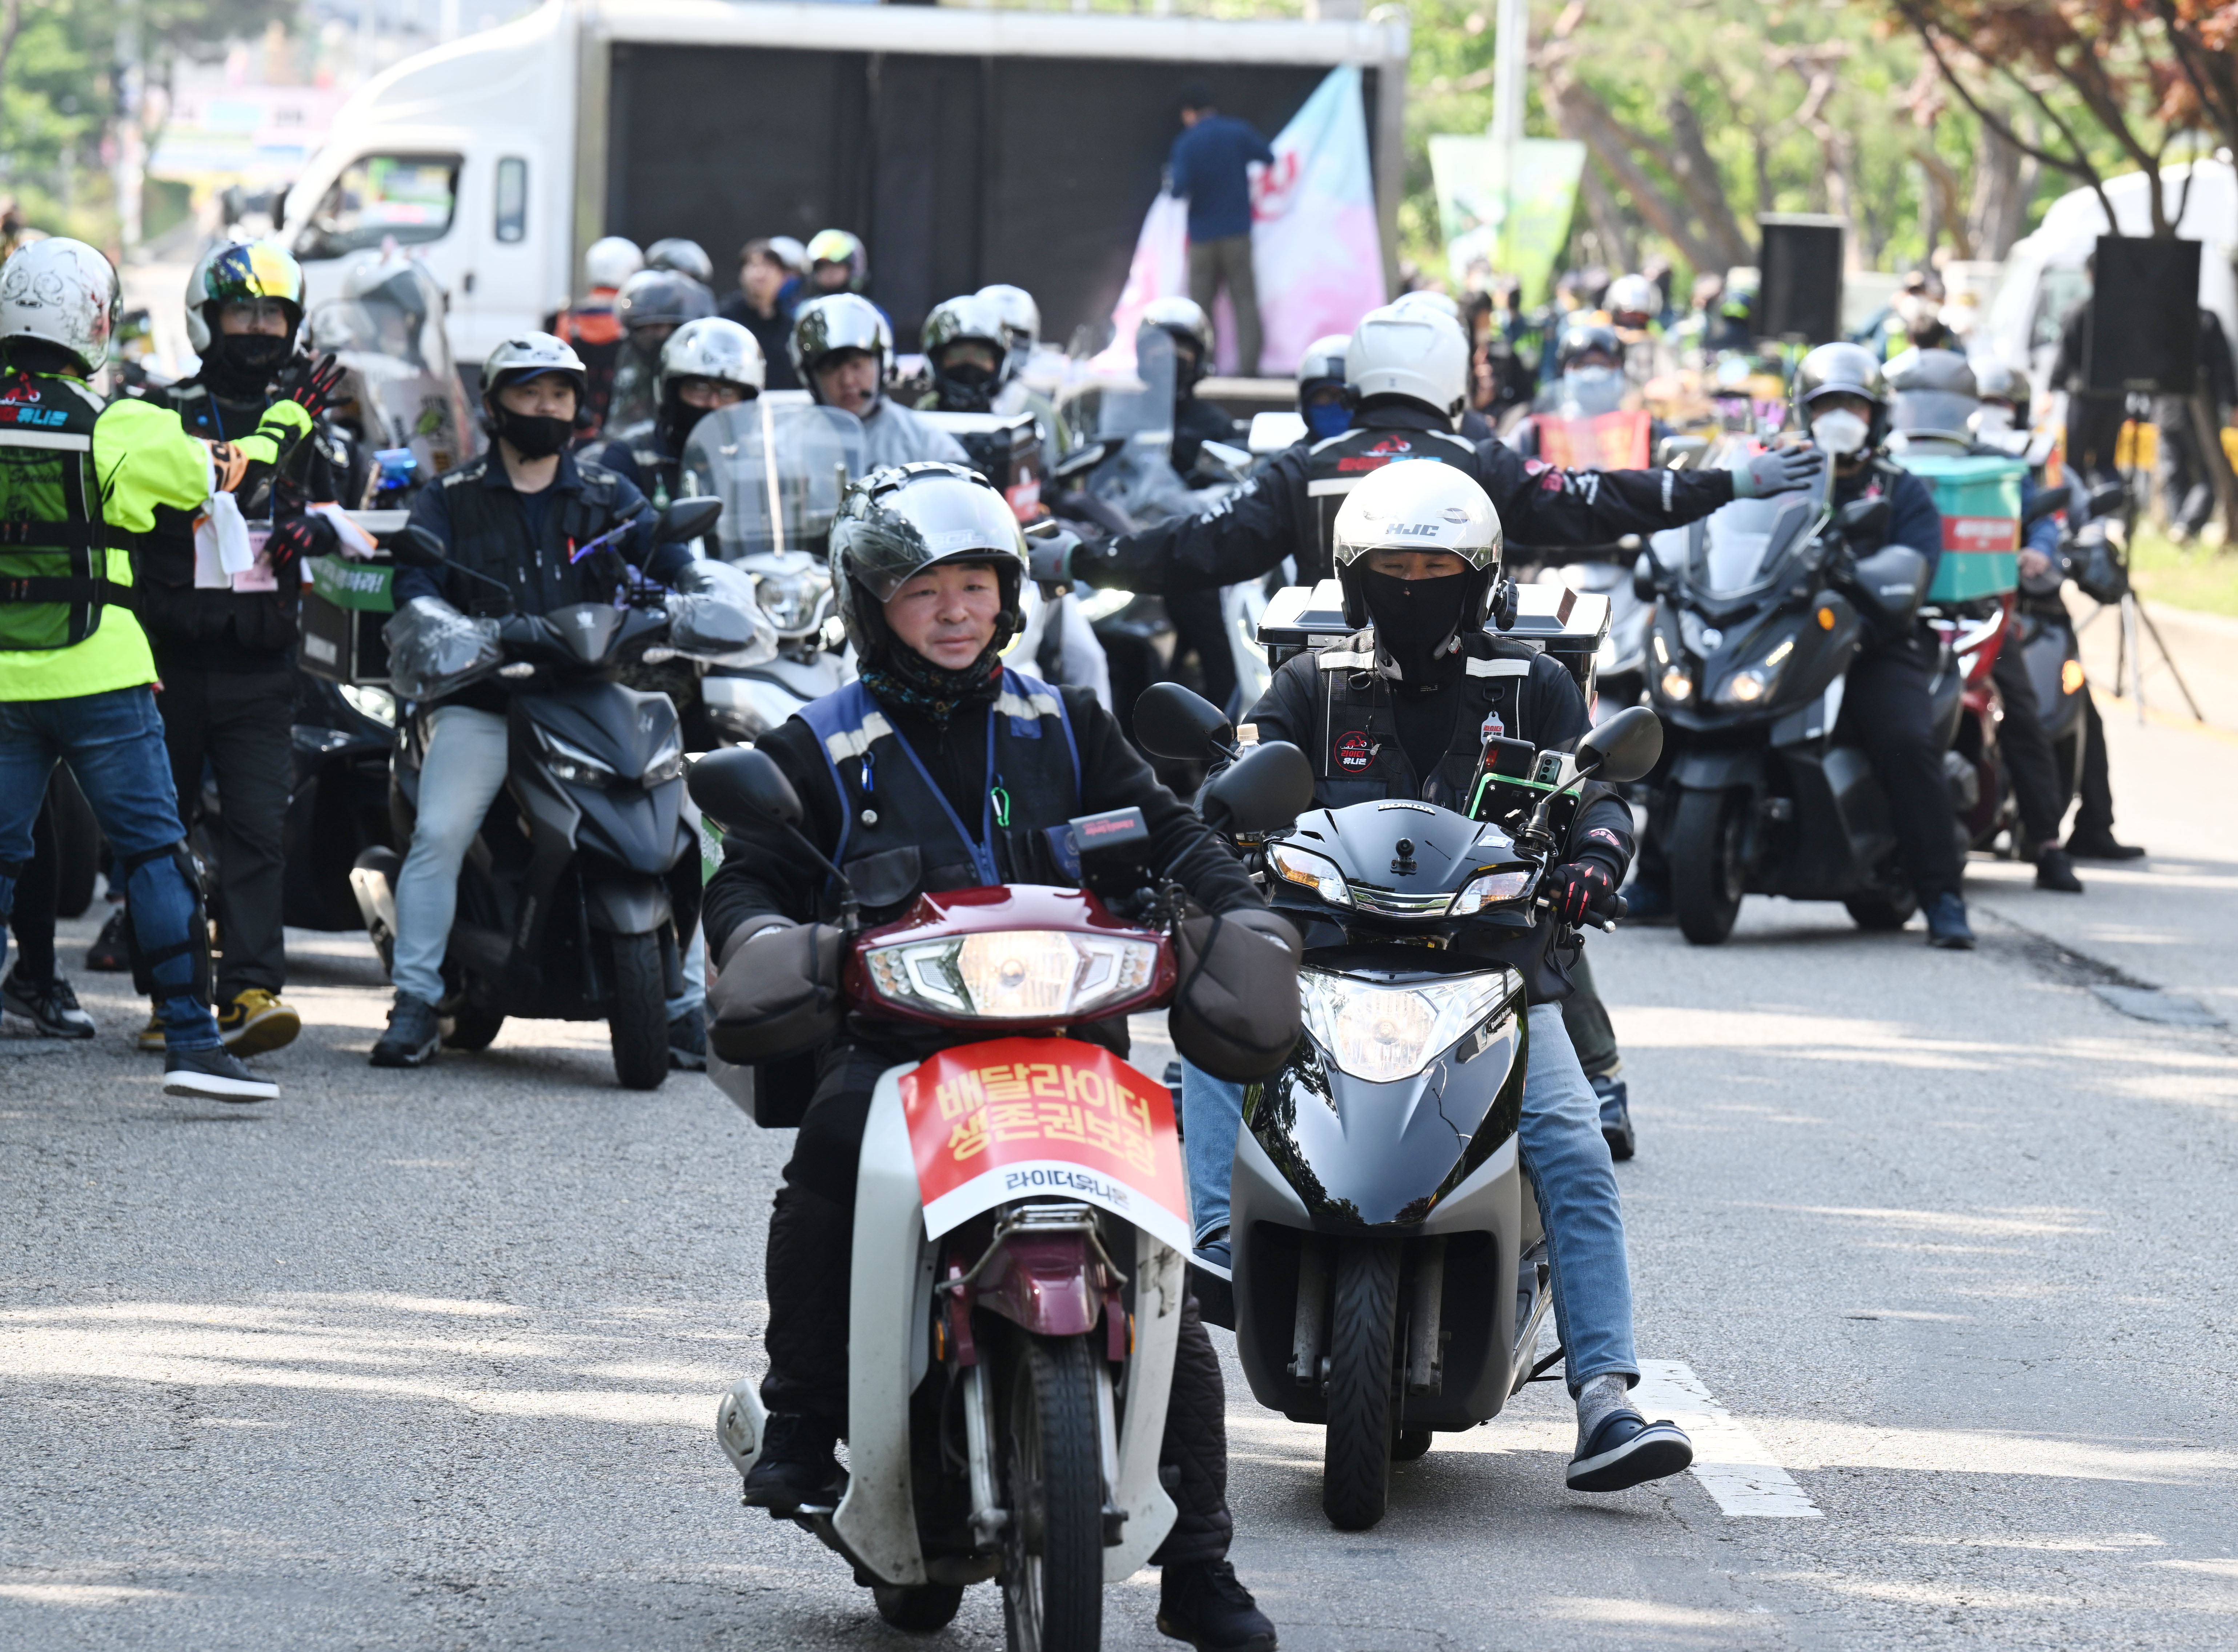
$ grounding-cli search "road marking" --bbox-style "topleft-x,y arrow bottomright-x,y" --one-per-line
1631,1359 -> 1822,1519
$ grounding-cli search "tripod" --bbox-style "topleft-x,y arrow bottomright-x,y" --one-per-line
2081,393 -> 2207,724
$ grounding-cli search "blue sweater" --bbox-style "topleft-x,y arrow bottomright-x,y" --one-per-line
1168,116 -> 1275,243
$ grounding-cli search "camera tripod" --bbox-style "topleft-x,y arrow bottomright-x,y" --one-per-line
2078,393 -> 2207,725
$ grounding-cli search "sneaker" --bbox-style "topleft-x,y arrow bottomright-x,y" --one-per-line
136,1010 -> 167,1053
739,1411 -> 844,1516
1157,1558 -> 1278,1652
1,969 -> 96,1039
668,1006 -> 707,1071
2066,830 -> 2146,861
1617,879 -> 1673,925
1191,1229 -> 1233,1281
1591,1073 -> 1635,1161
2034,847 -> 2085,894
162,1044 -> 277,1104
84,906 -> 131,972
218,989 -> 301,1056
1924,891 -> 1976,950
1566,1409 -> 1694,1493
1187,1227 -> 1236,1331
370,993 -> 442,1068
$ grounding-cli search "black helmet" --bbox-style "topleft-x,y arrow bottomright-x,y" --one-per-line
1555,319 -> 1620,374
1793,341 -> 1888,447
1884,346 -> 1979,444
616,268 -> 715,336
829,463 -> 1028,667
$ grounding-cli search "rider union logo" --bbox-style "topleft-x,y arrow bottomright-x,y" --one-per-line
1480,710 -> 1505,743
1335,731 -> 1376,772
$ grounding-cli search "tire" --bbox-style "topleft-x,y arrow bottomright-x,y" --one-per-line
47,769 -> 97,920
606,931 -> 670,1091
1391,1428 -> 1433,1462
442,1007 -> 505,1051
873,1583 -> 965,1633
1670,788 -> 1746,946
1844,889 -> 1918,932
1321,1238 -> 1401,1531
999,1334 -> 1104,1652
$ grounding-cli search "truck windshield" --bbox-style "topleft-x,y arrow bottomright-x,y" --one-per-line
297,154 -> 461,261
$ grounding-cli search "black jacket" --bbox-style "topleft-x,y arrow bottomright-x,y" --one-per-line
1075,401 -> 1738,595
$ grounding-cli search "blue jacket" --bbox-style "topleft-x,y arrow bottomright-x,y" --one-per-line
1168,115 -> 1274,243
1836,460 -> 1945,588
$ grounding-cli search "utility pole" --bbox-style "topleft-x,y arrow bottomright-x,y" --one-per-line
113,0 -> 145,257
1487,0 -> 1528,270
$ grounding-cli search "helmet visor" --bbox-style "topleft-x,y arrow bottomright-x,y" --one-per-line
849,471 -> 1026,603
203,242 -> 303,306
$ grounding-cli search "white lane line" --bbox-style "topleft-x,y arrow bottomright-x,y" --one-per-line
1632,1359 -> 1822,1519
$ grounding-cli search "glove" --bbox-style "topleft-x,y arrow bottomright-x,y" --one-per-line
496,613 -> 545,650
1025,525 -> 1079,593
265,512 -> 335,567
1731,445 -> 1825,499
1169,905 -> 1303,1081
708,917 -> 847,1065
283,352 -> 347,420
1546,859 -> 1617,926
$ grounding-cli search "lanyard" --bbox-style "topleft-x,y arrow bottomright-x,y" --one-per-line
881,706 -> 1002,887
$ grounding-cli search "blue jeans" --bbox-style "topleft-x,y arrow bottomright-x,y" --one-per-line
1180,1002 -> 1637,1395
391,704 -> 703,1018
0,687 -> 222,1051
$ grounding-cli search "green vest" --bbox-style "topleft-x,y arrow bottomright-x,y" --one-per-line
0,372 -> 133,652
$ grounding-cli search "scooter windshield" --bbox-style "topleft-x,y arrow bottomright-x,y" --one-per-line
1691,447 -> 1828,597
307,256 -> 480,479
681,400 -> 867,560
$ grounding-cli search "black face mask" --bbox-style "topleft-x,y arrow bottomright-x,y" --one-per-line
1361,569 -> 1471,684
203,330 -> 294,395
495,408 -> 572,459
933,362 -> 997,413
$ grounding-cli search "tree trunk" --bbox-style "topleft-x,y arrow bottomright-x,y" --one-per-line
1547,70 -> 1728,277
1664,94 -> 1754,270
1576,159 -> 1638,273
1966,116 -> 2028,260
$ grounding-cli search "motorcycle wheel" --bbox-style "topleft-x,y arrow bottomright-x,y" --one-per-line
47,768 -> 98,919
1843,889 -> 1918,932
1321,1237 -> 1401,1531
873,1583 -> 965,1632
999,1334 -> 1103,1652
442,1007 -> 505,1051
606,932 -> 670,1092
1670,789 -> 1745,946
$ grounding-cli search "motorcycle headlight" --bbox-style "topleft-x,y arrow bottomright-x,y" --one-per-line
1269,842 -> 1352,908
1299,968 -> 1515,1085
863,929 -> 1160,1021
641,734 -> 685,786
1447,868 -> 1532,916
1658,667 -> 1694,703
1715,637 -> 1794,707
755,569 -> 830,634
536,727 -> 617,788
339,684 -> 396,726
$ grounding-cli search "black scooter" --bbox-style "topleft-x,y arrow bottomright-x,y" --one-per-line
349,499 -> 750,1089
1137,686 -> 1665,1531
1640,469 -> 1944,943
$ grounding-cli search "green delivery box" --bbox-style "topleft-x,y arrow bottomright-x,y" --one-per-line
1892,453 -> 2024,603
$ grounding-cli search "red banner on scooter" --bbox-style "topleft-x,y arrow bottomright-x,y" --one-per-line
901,1036 -> 1194,1252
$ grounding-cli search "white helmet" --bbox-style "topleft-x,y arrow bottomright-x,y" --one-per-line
1331,459 -> 1505,631
1298,333 -> 1350,391
1390,289 -> 1463,323
767,235 -> 809,274
790,292 -> 893,393
1140,294 -> 1214,374
0,237 -> 121,373
977,283 -> 1040,354
481,332 -> 590,410
1346,304 -> 1470,427
645,237 -> 714,285
1606,273 -> 1659,320
584,236 -> 644,291
659,316 -> 765,399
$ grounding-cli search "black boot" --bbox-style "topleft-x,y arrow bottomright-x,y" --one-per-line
370,993 -> 442,1068
740,1411 -> 843,1515
1158,1559 -> 1277,1652
2034,846 -> 2085,893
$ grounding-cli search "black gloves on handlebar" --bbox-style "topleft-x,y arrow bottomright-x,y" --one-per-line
1170,905 -> 1303,1081
496,613 -> 544,650
1547,859 -> 1619,926
708,917 -> 846,1065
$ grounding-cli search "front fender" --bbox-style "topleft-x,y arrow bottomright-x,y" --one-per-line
583,873 -> 671,935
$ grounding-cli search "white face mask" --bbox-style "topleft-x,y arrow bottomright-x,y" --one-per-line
1811,409 -> 1870,456
1970,405 -> 2015,438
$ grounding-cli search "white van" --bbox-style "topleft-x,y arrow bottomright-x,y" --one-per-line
278,0 -> 1410,370
1981,158 -> 2238,389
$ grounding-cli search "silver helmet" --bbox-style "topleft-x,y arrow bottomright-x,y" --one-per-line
1331,459 -> 1504,631
659,316 -> 765,400
976,282 -> 1040,372
643,237 -> 714,286
0,238 -> 121,373
829,462 -> 1027,664
1139,295 -> 1214,384
481,332 -> 590,410
791,292 -> 893,394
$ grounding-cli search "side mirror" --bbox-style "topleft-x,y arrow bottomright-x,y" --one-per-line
2022,481 -> 2073,526
656,496 -> 723,544
1837,497 -> 1891,542
2086,479 -> 2128,520
1655,434 -> 1707,469
1575,705 -> 1664,785
689,745 -> 803,833
392,524 -> 449,569
1198,740 -> 1316,836
1133,681 -> 1233,761
1632,549 -> 1659,602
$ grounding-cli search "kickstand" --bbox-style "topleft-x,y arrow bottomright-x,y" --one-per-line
1526,1344 -> 1567,1383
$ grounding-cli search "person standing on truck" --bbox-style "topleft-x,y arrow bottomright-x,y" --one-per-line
1169,86 -> 1273,378
790,294 -> 967,471
719,238 -> 801,392
551,235 -> 642,439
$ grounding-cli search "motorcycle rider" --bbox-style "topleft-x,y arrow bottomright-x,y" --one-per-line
699,462 -> 1286,1652
373,334 -> 698,1068
1386,294 -> 1499,441
642,237 -> 714,286
914,293 -> 1012,414
552,234 -> 641,437
1296,332 -> 1353,442
976,281 -> 1041,386
1197,461 -> 1697,1494
0,237 -> 314,1102
604,267 -> 717,440
1509,319 -> 1667,465
790,293 -> 968,471
135,238 -> 354,1057
1140,296 -> 1240,478
589,315 -> 763,506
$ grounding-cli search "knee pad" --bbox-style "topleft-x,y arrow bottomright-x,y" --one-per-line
119,840 -> 212,1003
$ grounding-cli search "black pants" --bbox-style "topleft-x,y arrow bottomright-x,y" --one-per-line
764,1041 -> 1235,1567
156,666 -> 293,996
1989,643 -> 2067,849
2066,395 -> 2127,485
7,785 -> 60,983
1167,587 -> 1238,721
2073,688 -> 2119,841
1559,949 -> 1619,1080
1842,645 -> 1963,905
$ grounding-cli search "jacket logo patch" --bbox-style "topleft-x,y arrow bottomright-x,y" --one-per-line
1480,710 -> 1505,743
1334,435 -> 1419,474
1334,730 -> 1377,772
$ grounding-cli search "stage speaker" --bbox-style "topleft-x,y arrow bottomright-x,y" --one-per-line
2086,235 -> 2200,396
1757,215 -> 1845,345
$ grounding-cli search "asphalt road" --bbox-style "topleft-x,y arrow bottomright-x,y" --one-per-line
4,706 -> 2235,1651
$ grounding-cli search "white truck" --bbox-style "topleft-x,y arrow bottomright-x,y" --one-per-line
278,0 -> 1409,369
